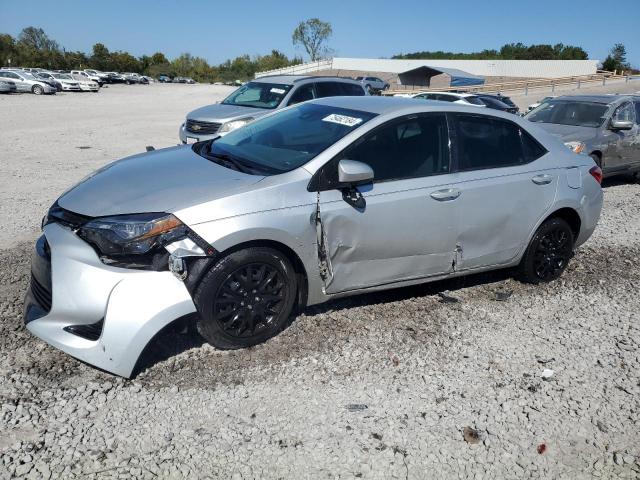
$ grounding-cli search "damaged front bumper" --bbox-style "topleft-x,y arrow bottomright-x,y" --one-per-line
23,223 -> 197,378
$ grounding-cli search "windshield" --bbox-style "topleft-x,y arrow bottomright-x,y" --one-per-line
526,101 -> 609,127
195,103 -> 377,174
221,82 -> 292,110
20,72 -> 36,80
53,74 -> 72,80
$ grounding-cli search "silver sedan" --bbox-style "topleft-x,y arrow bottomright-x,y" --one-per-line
25,97 -> 603,377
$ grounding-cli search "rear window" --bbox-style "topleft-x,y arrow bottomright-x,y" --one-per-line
464,96 -> 486,106
455,114 -> 546,171
339,83 -> 365,96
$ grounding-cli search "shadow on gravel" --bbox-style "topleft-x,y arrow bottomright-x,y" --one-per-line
304,267 -> 515,317
601,174 -> 638,188
133,268 -> 515,380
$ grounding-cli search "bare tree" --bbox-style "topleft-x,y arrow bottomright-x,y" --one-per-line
292,18 -> 333,62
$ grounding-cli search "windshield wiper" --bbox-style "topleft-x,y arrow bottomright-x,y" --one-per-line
209,152 -> 253,174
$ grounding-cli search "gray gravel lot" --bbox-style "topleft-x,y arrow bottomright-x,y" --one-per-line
0,83 -> 639,479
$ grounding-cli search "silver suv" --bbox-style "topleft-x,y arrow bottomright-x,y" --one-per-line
179,75 -> 367,143
355,76 -> 390,93
525,95 -> 640,179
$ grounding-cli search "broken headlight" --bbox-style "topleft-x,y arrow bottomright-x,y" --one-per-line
77,213 -> 187,257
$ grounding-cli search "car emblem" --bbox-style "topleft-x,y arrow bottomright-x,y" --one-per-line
191,124 -> 201,131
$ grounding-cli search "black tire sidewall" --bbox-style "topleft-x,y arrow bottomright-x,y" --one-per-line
519,217 -> 574,284
194,247 -> 297,349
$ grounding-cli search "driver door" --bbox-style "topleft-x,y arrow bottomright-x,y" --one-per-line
315,113 -> 460,294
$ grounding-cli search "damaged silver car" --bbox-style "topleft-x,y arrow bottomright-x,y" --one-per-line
25,96 -> 603,377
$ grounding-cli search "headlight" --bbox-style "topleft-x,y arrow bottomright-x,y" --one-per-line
219,117 -> 254,133
77,213 -> 186,256
564,141 -> 585,154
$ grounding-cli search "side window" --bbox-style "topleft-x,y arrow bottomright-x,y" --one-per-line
435,94 -> 455,102
342,114 -> 450,182
454,115 -> 545,170
635,102 -> 640,125
287,84 -> 314,105
613,102 -> 635,123
315,82 -> 343,98
339,83 -> 365,96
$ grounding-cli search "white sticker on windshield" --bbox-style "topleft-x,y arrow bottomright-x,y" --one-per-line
322,114 -> 363,127
270,87 -> 286,94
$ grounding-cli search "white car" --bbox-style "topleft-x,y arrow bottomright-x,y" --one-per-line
84,69 -> 109,82
395,91 -> 486,107
70,74 -> 100,92
50,73 -> 82,92
71,70 -> 103,86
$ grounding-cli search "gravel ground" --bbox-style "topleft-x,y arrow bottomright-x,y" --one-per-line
1,83 -> 639,479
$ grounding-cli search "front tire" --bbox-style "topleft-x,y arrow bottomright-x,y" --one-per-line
32,85 -> 44,95
518,217 -> 574,284
194,247 -> 297,349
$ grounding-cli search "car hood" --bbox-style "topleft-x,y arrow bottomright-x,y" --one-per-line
529,122 -> 597,142
57,145 -> 265,217
187,103 -> 268,122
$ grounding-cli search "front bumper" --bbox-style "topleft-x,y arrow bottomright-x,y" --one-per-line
23,223 -> 196,378
62,85 -> 81,91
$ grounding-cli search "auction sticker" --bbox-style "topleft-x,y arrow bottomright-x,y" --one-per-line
270,88 -> 286,94
322,114 -> 363,127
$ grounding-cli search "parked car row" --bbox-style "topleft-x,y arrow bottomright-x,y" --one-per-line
158,75 -> 196,84
0,67 -> 159,94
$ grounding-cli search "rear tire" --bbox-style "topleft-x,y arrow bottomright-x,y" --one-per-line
32,85 -> 44,95
518,217 -> 574,284
194,247 -> 297,350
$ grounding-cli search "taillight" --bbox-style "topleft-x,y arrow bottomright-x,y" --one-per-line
589,166 -> 603,185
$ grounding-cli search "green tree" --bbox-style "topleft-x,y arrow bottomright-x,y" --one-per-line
0,34 -> 16,67
602,43 -> 630,72
91,43 -> 110,70
292,18 -> 332,61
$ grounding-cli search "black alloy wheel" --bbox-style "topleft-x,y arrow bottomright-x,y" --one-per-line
214,263 -> 286,338
194,247 -> 297,349
518,217 -> 574,283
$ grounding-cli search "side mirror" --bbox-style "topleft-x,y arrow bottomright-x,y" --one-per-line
338,159 -> 374,185
610,119 -> 633,130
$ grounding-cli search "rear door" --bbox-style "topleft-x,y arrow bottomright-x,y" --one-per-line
315,113 -> 459,294
447,113 -> 556,270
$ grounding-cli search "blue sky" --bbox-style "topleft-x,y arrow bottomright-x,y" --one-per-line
1,0 -> 638,66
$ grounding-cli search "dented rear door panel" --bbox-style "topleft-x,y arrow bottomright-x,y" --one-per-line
317,176 -> 458,294
451,163 -> 559,270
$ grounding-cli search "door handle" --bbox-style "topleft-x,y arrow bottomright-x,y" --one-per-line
532,174 -> 553,185
430,188 -> 461,201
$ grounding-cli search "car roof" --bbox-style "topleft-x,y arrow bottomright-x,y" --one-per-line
412,91 -> 476,98
309,95 -> 502,116
253,75 -> 361,86
552,94 -> 634,104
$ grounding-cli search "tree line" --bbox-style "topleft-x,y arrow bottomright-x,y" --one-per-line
0,27 -> 303,82
393,43 -> 590,60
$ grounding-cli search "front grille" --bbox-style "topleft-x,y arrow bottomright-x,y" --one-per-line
186,119 -> 221,135
30,274 -> 52,312
64,320 -> 104,341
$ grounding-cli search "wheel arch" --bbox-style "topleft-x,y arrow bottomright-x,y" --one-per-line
190,238 -> 311,312
545,207 -> 581,239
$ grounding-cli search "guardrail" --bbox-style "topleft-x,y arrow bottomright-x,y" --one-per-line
255,59 -> 333,78
383,71 -> 634,96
